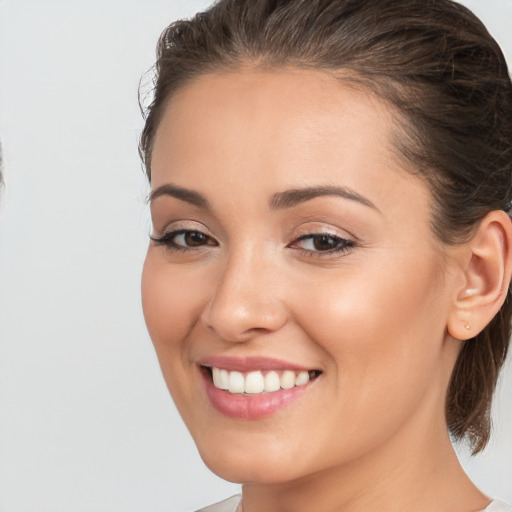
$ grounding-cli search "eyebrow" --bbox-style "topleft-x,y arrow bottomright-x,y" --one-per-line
149,184 -> 210,209
149,183 -> 378,212
270,185 -> 378,211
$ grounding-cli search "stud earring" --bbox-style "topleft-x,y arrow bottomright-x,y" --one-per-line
465,323 -> 471,330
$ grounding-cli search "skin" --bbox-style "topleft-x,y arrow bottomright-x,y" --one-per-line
142,70 -> 497,512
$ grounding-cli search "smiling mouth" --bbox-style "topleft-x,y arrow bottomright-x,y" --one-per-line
203,366 -> 321,395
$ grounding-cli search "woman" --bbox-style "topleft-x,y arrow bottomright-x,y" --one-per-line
139,0 -> 512,510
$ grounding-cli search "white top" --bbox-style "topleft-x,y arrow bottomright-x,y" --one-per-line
194,495 -> 512,512
486,502 -> 512,512
195,495 -> 240,512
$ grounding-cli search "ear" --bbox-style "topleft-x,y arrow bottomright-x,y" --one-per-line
447,210 -> 512,341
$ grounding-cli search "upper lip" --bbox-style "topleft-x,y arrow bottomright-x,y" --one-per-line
198,355 -> 314,372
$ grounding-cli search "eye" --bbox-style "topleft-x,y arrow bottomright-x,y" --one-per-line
290,233 -> 355,256
150,229 -> 218,250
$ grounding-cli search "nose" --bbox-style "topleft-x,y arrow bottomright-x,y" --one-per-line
200,249 -> 288,342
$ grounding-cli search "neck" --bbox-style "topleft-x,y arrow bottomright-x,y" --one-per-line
240,419 -> 487,512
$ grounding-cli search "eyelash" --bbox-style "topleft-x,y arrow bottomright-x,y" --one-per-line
150,229 -> 355,257
150,229 -> 218,252
290,233 -> 355,257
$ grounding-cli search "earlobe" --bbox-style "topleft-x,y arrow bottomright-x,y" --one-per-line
447,210 -> 512,341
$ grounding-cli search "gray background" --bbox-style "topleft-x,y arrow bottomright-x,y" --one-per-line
0,1 -> 510,511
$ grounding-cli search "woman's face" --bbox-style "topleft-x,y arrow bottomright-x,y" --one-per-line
142,70 -> 462,484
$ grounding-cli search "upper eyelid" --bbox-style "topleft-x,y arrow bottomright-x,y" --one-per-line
295,231 -> 346,240
151,231 -> 353,257
152,220 -> 358,245
154,220 -> 213,236
149,223 -> 218,247
288,235 -> 355,259
289,233 -> 353,247
291,225 -> 357,242
155,227 -> 216,241
150,229 -> 219,250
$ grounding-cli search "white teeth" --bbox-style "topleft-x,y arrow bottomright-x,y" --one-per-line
211,367 -> 314,395
212,367 -> 229,390
295,370 -> 310,386
228,371 -> 245,394
212,368 -> 229,389
264,371 -> 281,392
218,369 -> 229,389
245,371 -> 265,394
212,367 -> 221,388
280,370 -> 295,389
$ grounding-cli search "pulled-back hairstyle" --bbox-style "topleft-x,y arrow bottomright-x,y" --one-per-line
140,0 -> 512,453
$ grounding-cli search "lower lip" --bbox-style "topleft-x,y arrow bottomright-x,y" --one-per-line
202,369 -> 310,420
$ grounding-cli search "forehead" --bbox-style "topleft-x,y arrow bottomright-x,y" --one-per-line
154,69 -> 396,151
150,69 -> 427,214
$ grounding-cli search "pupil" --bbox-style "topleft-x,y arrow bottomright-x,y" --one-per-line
314,235 -> 336,251
185,231 -> 206,246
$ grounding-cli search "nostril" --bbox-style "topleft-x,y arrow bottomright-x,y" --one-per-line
202,311 -> 287,343
200,275 -> 288,342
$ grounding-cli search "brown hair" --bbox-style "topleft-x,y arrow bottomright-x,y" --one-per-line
139,0 -> 512,453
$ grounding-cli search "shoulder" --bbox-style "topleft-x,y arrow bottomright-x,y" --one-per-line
483,500 -> 512,512
194,495 -> 241,512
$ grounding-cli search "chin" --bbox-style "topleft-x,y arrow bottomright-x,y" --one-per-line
201,453 -> 299,484
192,431 -> 309,484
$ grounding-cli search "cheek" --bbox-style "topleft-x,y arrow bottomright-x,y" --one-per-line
141,252 -> 211,417
293,255 -> 448,400
281,261 -> 450,463
141,251 -> 205,357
